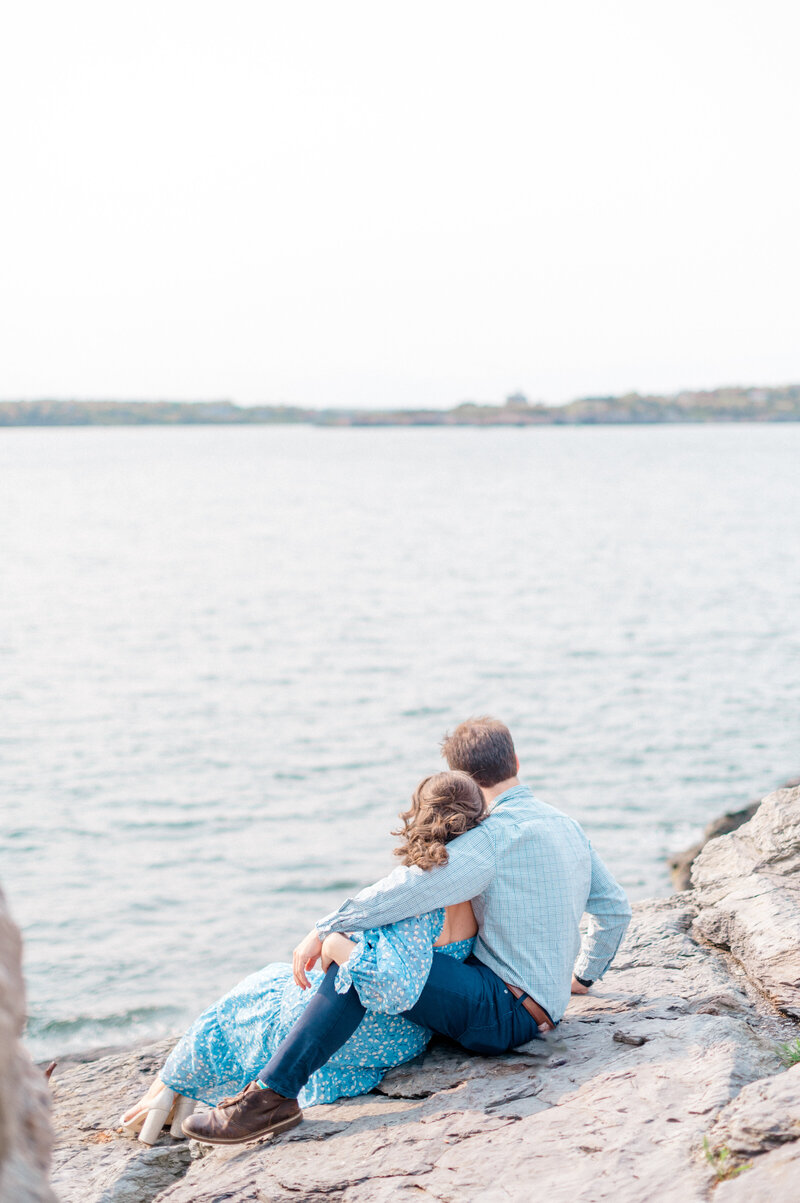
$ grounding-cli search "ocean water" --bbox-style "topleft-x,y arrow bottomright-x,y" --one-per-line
1,423 -> 798,1061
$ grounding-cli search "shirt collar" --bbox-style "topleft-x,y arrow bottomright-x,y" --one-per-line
490,783 -> 534,812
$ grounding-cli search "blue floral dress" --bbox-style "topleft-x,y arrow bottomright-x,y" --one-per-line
161,909 -> 473,1108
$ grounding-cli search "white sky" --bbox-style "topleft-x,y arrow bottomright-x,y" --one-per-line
2,1 -> 798,408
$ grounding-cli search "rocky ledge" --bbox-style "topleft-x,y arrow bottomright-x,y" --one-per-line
0,888 -> 56,1202
30,785 -> 800,1201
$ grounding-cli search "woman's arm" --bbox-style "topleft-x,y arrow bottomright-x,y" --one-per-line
320,932 -> 355,972
295,823 -> 495,988
316,825 -> 494,934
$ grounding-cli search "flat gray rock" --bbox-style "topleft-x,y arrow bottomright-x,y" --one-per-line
45,896 -> 794,1203
31,785 -> 800,1199
49,1041 -> 191,1203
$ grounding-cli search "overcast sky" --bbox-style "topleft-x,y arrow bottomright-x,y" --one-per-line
2,1 -> 798,408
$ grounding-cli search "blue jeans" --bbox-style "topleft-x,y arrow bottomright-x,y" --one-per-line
260,954 -> 544,1100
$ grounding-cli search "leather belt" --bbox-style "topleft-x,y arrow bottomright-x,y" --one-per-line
506,983 -> 555,1032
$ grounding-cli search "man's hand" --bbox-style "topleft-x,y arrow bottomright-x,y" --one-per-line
571,975 -> 590,995
293,928 -> 323,989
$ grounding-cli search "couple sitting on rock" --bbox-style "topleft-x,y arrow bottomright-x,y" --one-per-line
121,717 -> 632,1146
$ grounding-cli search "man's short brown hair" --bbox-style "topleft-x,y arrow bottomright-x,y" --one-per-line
440,717 -> 517,788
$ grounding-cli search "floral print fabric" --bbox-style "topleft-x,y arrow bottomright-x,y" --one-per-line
334,908 -> 445,1012
161,910 -> 473,1108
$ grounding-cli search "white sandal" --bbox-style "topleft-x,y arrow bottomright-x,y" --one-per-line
169,1094 -> 196,1139
120,1086 -> 179,1145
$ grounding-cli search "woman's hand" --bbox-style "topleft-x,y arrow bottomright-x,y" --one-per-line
293,929 -> 323,989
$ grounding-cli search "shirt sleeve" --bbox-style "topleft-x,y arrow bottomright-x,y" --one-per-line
573,846 -> 632,982
316,821 -> 496,937
334,910 -> 445,1014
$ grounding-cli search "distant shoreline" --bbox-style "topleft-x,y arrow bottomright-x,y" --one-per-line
2,385 -> 800,427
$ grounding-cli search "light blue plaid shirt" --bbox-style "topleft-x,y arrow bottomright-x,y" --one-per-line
317,784 -> 632,1023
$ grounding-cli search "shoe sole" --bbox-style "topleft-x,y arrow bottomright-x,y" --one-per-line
182,1110 -> 303,1145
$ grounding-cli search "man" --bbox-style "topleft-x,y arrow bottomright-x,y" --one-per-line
184,717 -> 632,1143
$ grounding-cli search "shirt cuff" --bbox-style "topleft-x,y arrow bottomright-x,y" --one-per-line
573,953 -> 605,982
316,909 -> 346,939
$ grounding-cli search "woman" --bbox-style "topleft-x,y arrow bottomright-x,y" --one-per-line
120,770 -> 485,1144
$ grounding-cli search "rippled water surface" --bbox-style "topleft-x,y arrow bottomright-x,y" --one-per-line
1,424 -> 798,1059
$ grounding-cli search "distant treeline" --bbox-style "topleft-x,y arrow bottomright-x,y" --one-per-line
2,386 -> 800,427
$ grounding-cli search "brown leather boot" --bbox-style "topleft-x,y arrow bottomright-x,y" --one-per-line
181,1081 -> 302,1145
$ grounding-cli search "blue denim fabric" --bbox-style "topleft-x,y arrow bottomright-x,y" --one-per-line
406,953 -> 543,1054
261,953 -> 541,1099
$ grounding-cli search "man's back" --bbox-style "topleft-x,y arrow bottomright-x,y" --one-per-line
317,783 -> 631,1022
469,787 -> 593,1021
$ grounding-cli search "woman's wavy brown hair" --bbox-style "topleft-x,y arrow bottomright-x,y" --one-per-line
393,771 -> 486,871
